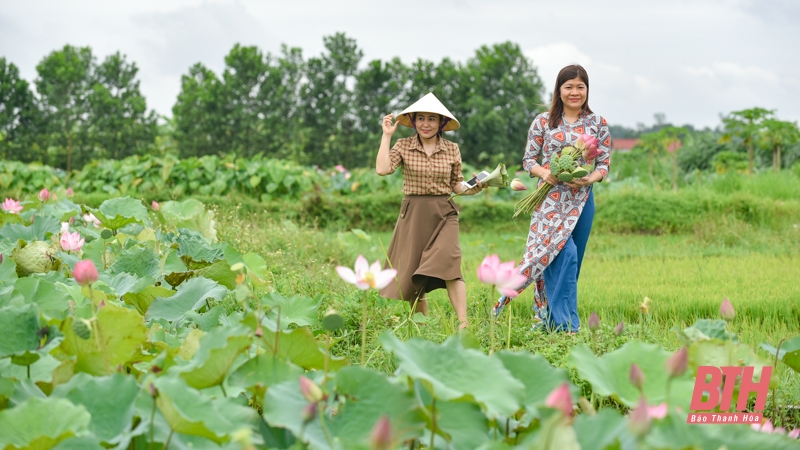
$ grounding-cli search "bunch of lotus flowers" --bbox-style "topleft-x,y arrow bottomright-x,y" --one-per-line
513,134 -> 600,218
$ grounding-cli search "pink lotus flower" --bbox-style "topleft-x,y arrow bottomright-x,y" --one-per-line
544,382 -> 573,416
720,298 -> 735,321
299,376 -> 323,403
510,178 -> 527,191
2,198 -> 23,214
151,201 -> 160,211
83,212 -> 101,228
73,260 -> 99,286
66,187 -> 74,198
336,255 -> 397,290
60,231 -> 85,252
334,164 -> 346,173
614,321 -> 624,336
369,416 -> 393,450
477,254 -> 527,298
38,188 -> 50,202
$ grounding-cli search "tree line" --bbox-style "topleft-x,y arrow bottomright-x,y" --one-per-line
0,33 -> 545,171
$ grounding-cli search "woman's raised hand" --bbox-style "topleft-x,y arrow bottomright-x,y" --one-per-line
382,114 -> 400,136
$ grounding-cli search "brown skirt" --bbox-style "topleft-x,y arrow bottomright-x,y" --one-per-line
379,195 -> 463,302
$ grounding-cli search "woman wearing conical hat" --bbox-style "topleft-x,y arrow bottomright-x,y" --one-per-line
376,93 -> 483,330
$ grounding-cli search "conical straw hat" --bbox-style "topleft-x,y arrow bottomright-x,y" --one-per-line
397,92 -> 460,132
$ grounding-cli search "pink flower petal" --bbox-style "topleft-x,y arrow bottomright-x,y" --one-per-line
336,266 -> 358,285
788,428 -> 799,439
498,287 -> 520,298
354,255 -> 369,277
544,383 -> 573,416
369,260 -> 383,277
647,403 -> 668,419
477,263 -> 497,285
373,269 -> 397,290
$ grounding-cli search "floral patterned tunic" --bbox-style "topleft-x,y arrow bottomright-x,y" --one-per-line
496,111 -> 611,319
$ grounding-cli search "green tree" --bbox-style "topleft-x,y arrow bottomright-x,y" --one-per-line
301,32 -> 363,168
0,57 -> 40,161
460,42 -> 545,166
721,107 -> 774,175
35,45 -> 94,171
758,119 -> 800,171
173,63 -> 227,158
88,52 -> 158,161
220,44 -> 270,157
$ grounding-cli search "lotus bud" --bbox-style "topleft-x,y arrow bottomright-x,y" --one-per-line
630,363 -> 645,391
255,325 -> 263,337
665,348 -> 688,378
510,178 -> 527,191
587,312 -> 600,332
61,222 -> 70,234
98,300 -> 106,309
628,396 -> 652,436
720,298 -> 735,322
301,403 -> 317,423
299,376 -> 323,403
151,201 -> 160,211
369,416 -> 393,450
74,260 -> 99,286
148,383 -> 158,398
38,188 -> 50,202
788,428 -> 799,439
0,254 -> 3,264
544,382 -> 573,416
614,321 -> 624,336
69,216 -> 75,225
66,187 -> 74,198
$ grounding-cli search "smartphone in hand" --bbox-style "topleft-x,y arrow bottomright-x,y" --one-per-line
462,171 -> 491,189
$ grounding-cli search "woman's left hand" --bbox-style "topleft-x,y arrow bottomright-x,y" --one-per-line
564,176 -> 593,189
470,172 -> 484,194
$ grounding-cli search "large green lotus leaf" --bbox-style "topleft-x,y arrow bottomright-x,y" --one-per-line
0,304 -> 40,358
689,339 -> 776,388
242,252 -> 269,288
163,249 -> 188,274
328,367 -> 424,446
53,373 -> 139,443
176,234 -> 224,269
0,254 -> 18,285
0,376 -> 13,399
517,410 -> 581,450
568,342 -> 695,409
123,285 -> 175,316
154,376 -> 258,444
227,353 -> 304,392
146,276 -> 228,322
51,435 -> 104,450
0,215 -> 60,243
110,245 -> 160,279
262,379 -> 330,449
263,292 -> 319,329
380,332 -> 524,419
0,354 -> 61,382
161,199 -> 217,241
15,276 -> 71,314
0,211 -> 24,228
647,411 -> 800,450
677,319 -> 738,345
57,305 -> 147,375
196,259 -> 237,290
104,272 -> 155,298
573,408 -> 631,450
259,322 -> 348,371
220,243 -> 244,266
184,305 -> 226,331
433,400 -> 490,450
0,396 -> 90,449
496,351 -> 578,411
760,336 -> 800,374
168,324 -> 253,389
93,197 -> 148,231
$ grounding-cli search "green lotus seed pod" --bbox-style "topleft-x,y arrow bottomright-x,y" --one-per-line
549,164 -> 561,176
73,320 -> 91,340
322,313 -> 344,331
100,229 -> 113,240
572,167 -> 589,178
558,172 -> 574,182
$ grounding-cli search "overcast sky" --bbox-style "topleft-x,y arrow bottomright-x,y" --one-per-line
2,0 -> 798,129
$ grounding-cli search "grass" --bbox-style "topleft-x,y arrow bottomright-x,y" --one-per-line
215,204 -> 800,427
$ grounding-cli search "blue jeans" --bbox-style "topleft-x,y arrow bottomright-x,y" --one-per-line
543,190 -> 594,332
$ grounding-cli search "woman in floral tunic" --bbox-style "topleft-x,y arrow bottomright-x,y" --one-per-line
493,65 -> 611,332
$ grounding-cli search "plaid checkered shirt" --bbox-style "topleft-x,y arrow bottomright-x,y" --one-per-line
387,136 -> 464,195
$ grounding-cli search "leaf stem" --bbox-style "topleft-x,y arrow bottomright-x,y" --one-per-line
361,290 -> 368,366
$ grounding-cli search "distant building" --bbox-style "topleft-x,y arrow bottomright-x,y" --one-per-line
611,138 -> 639,152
